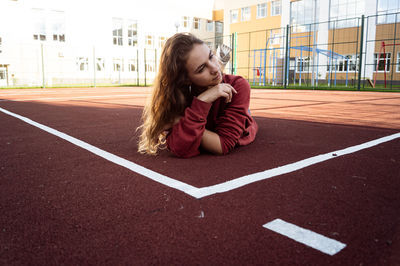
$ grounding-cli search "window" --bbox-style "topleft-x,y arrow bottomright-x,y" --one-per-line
127,20 -> 138,47
377,0 -> 400,24
296,57 -> 310,72
113,58 -> 124,72
215,36 -> 223,49
340,57 -> 348,71
230,9 -> 238,23
290,0 -> 318,31
289,58 -> 296,71
32,9 -> 47,41
159,36 -> 166,48
50,11 -> 65,42
96,58 -> 105,72
145,35 -> 154,47
374,53 -> 391,72
257,3 -> 267,18
76,57 -> 88,71
193,17 -> 200,30
270,32 -> 281,45
112,18 -> 123,46
206,20 -> 214,32
241,7 -> 251,21
347,55 -> 359,71
330,0 -> 364,28
145,62 -> 155,72
397,52 -> 400,72
327,55 -> 359,72
0,69 -> 5,80
182,16 -> 189,28
128,59 -> 137,72
215,21 -> 223,34
271,0 -> 281,16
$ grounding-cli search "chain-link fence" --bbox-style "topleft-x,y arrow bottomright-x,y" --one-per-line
0,43 -> 159,88
1,13 -> 399,90
206,12 -> 400,90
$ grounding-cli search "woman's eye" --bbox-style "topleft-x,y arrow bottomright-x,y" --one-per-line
209,54 -> 214,60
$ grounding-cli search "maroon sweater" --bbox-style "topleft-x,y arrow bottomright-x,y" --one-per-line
166,74 -> 258,158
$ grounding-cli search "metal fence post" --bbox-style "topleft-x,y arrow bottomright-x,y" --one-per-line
311,0 -> 317,88
93,46 -> 96,88
357,15 -> 365,91
118,60 -> 121,85
137,49 -> 139,86
390,14 -> 398,90
155,49 -> 157,74
248,32 -> 251,82
284,24 -> 290,88
41,43 -> 45,88
234,32 -> 237,75
144,48 -> 147,86
230,34 -> 233,74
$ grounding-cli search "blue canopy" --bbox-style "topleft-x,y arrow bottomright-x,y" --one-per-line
290,45 -> 346,59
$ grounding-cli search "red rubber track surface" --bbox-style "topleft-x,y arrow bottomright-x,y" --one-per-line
0,88 -> 399,265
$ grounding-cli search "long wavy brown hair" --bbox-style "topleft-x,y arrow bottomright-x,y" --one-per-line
137,33 -> 204,155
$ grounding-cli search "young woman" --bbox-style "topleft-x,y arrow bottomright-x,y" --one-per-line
137,33 -> 258,158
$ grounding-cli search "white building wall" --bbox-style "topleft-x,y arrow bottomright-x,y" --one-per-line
363,0 -> 378,79
0,0 -> 217,87
280,0 -> 290,26
316,0 -> 330,82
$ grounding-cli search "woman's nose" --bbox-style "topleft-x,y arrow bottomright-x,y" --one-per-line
209,61 -> 219,74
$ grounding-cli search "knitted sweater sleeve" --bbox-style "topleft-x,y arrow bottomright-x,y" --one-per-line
166,97 -> 211,158
214,76 -> 253,154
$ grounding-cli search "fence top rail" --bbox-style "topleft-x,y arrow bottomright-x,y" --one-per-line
368,11 -> 400,19
204,13 -> 400,44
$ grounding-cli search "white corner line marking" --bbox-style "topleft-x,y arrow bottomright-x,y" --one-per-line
188,131 -> 400,198
263,219 -> 346,256
0,106 -> 199,196
1,106 -> 399,199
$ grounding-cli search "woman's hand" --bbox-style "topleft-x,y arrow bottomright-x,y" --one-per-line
197,83 -> 237,104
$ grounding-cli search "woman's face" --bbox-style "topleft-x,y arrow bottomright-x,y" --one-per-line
185,43 -> 222,88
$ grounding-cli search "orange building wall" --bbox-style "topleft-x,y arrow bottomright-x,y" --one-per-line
229,3 -> 282,79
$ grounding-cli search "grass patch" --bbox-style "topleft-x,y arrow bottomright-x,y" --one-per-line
251,84 -> 400,92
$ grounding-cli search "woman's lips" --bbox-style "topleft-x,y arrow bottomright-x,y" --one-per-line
212,71 -> 222,81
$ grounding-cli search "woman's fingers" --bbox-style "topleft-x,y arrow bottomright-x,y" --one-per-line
219,86 -> 230,102
198,83 -> 237,103
221,84 -> 236,103
225,84 -> 237,94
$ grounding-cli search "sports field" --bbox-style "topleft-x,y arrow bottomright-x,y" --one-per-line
1,87 -> 399,264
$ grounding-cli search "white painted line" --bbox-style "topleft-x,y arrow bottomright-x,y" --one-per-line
263,219 -> 346,255
188,132 -> 400,198
0,106 -> 199,197
1,106 -> 399,199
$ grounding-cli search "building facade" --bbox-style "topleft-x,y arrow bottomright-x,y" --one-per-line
0,0 -> 221,87
214,0 -> 400,87
1,0 -> 399,88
